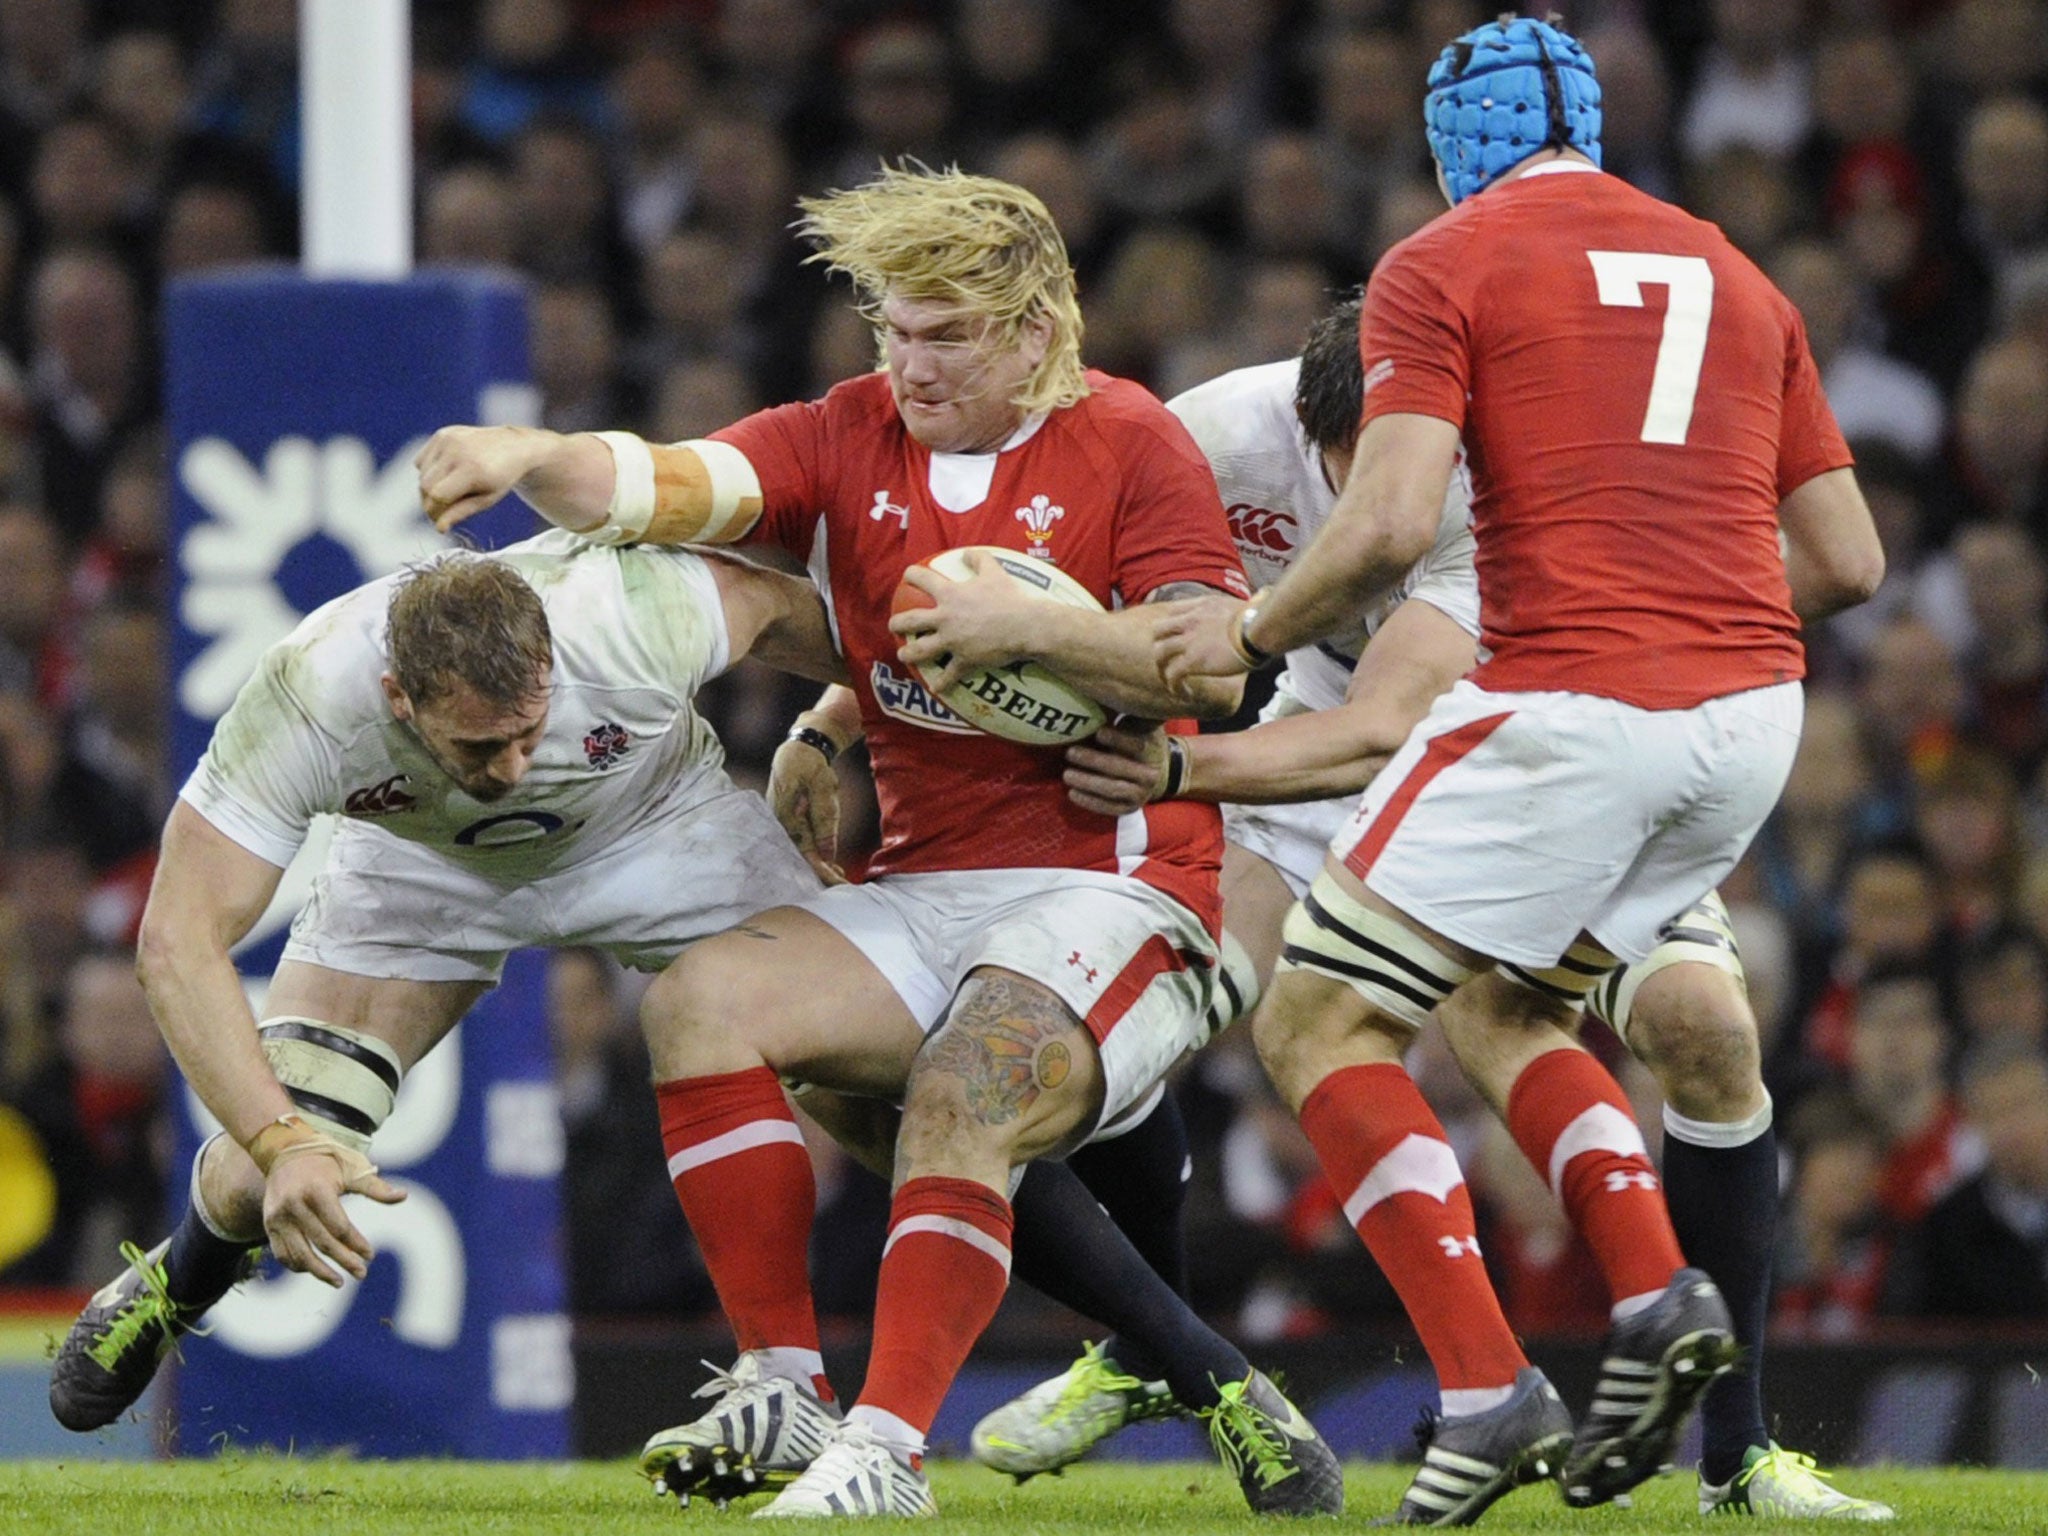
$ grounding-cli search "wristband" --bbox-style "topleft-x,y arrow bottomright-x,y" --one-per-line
785,725 -> 841,765
1229,603 -> 1277,670
1160,735 -> 1190,800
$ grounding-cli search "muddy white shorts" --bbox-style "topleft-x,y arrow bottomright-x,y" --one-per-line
283,786 -> 823,982
1225,796 -> 1355,900
793,868 -> 1221,1130
1330,679 -> 1802,968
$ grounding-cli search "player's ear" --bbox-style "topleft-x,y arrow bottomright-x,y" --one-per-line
380,672 -> 414,723
1018,309 -> 1054,371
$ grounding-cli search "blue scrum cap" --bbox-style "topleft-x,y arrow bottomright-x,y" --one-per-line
1424,14 -> 1602,206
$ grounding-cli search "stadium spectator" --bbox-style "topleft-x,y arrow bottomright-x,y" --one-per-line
1945,337 -> 2048,532
1956,925 -> 2048,1051
1954,524 -> 2048,770
1846,967 -> 1982,1225
1681,0 -> 1813,161
1888,1039 -> 2048,1319
1914,748 -> 2025,939
419,162 -> 519,269
0,951 -> 166,1287
1775,1088 -> 1896,1334
605,32 -> 704,257
458,0 -> 609,146
1772,238 -> 1945,461
26,248 -> 151,544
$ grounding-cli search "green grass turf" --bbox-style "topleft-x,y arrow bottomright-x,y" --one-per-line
0,1458 -> 2038,1534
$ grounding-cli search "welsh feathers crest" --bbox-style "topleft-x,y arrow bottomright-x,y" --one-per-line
1014,493 -> 1064,557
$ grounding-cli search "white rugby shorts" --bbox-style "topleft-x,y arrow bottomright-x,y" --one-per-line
1330,678 -> 1802,967
792,867 -> 1221,1131
283,786 -> 822,982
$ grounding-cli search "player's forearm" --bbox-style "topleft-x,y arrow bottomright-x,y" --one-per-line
135,922 -> 294,1148
795,685 -> 865,752
1252,515 -> 1420,659
748,570 -> 852,687
1032,605 -> 1244,719
503,428 -> 615,533
1178,710 -> 1398,804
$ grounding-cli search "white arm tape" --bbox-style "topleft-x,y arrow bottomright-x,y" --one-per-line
686,438 -> 764,543
590,430 -> 656,545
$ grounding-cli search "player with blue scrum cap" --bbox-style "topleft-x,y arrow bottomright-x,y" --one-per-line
1158,11 -> 1887,1522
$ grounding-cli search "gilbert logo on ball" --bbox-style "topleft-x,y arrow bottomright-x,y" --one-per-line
890,545 -> 1110,747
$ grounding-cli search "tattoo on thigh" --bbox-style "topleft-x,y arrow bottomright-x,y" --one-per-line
922,975 -> 1080,1126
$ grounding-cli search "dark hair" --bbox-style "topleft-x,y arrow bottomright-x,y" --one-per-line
387,556 -> 552,710
1294,291 -> 1366,456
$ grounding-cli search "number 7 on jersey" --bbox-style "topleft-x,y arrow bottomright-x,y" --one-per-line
1587,251 -> 1715,446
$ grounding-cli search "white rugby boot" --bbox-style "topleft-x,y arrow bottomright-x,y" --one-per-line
1699,1444 -> 1896,1519
640,1354 -> 840,1507
753,1420 -> 937,1518
970,1340 -> 1179,1479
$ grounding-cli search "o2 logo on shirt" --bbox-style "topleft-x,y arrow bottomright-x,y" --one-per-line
454,810 -> 573,847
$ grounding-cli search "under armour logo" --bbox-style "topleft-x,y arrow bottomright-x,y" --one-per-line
1437,1234 -> 1482,1259
1605,1169 -> 1660,1192
1067,950 -> 1098,983
870,490 -> 909,528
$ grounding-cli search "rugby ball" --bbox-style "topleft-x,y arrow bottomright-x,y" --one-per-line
890,545 -> 1110,747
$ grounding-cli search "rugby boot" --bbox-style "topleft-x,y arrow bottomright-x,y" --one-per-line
753,1420 -> 937,1518
1699,1443 -> 1896,1520
971,1340 -> 1180,1479
641,1354 -> 841,1507
50,1239 -> 228,1431
1564,1267 -> 1739,1508
1385,1368 -> 1572,1526
1200,1369 -> 1345,1516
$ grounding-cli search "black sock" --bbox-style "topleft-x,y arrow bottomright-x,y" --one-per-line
161,1201 -> 257,1312
1067,1090 -> 1192,1382
1663,1114 -> 1777,1484
1010,1155 -> 1247,1410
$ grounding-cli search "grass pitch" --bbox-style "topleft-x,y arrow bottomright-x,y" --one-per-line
2,1457 -> 2041,1534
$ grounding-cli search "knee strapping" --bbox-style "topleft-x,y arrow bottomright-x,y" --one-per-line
1589,893 -> 1747,1045
258,1017 -> 404,1155
1200,928 -> 1261,1044
1275,873 -> 1474,1031
1499,937 -> 1620,1009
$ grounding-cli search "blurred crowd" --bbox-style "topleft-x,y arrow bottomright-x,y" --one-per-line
1,0 -> 2046,1345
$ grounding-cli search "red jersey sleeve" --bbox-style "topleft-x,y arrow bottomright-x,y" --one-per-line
1356,225 -> 1475,432
709,399 -> 830,559
1107,410 -> 1249,603
1776,307 -> 1855,498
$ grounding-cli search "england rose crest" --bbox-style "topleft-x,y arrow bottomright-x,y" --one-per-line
583,722 -> 630,769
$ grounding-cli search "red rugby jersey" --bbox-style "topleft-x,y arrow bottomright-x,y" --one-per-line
716,370 -> 1247,930
1358,163 -> 1851,710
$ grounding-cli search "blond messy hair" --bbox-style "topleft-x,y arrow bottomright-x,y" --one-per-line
796,165 -> 1089,415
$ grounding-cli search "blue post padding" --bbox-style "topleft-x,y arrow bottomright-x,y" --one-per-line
1424,17 -> 1602,205
166,270 -> 569,1458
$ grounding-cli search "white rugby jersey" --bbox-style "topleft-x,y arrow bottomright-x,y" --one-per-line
1167,358 -> 1479,712
181,529 -> 738,882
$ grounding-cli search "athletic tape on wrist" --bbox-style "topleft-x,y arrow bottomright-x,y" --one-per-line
590,430 -> 656,545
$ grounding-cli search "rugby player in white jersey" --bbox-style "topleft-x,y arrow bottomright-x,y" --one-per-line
49,532 -> 841,1433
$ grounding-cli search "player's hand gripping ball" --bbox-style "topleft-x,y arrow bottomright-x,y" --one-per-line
889,546 -> 1110,747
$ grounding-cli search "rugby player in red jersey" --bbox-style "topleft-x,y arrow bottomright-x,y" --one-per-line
1159,17 -> 1883,1524
417,166 -> 1341,1518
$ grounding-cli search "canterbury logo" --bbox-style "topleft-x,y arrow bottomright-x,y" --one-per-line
1227,503 -> 1297,556
343,774 -> 415,817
